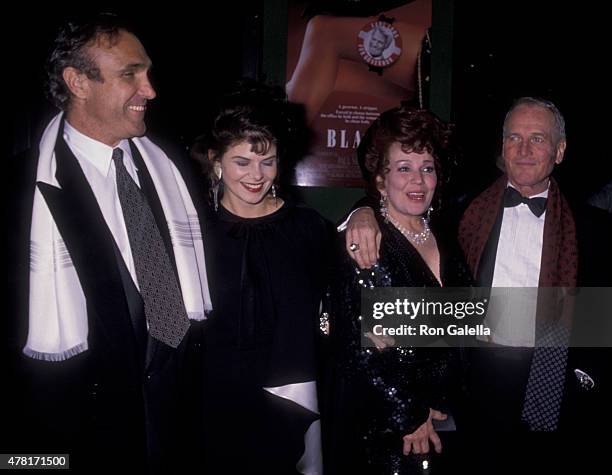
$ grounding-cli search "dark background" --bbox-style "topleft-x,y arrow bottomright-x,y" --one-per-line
452,1 -> 609,203
9,3 -> 262,158
7,1 -> 610,205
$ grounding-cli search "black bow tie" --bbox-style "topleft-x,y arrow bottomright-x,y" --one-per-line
503,187 -> 547,217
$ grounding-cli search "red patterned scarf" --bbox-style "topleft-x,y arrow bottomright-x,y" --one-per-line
458,175 -> 578,288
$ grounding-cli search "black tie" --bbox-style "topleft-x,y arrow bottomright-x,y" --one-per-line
112,147 -> 190,348
503,186 -> 547,217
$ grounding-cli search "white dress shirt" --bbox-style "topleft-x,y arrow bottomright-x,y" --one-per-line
485,184 -> 548,346
63,121 -> 141,290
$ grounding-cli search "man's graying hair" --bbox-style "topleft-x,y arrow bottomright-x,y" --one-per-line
503,97 -> 566,143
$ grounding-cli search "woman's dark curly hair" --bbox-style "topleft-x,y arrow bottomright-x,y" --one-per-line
357,104 -> 456,210
191,79 -> 295,198
45,13 -> 131,110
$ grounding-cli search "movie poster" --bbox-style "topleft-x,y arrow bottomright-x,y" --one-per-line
286,0 -> 432,186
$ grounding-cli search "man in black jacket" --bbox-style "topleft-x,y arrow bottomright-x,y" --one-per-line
6,13 -> 211,474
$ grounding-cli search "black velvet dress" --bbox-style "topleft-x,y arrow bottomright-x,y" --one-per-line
201,200 -> 333,474
330,213 -> 473,474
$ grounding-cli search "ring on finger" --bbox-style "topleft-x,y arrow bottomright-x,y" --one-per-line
349,242 -> 360,252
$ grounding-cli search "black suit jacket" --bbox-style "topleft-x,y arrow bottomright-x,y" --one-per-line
472,199 -> 612,407
456,193 -> 612,473
560,203 -> 612,431
6,129 -> 207,474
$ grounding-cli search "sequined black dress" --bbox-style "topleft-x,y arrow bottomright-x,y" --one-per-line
330,213 -> 473,474
201,201 -> 333,474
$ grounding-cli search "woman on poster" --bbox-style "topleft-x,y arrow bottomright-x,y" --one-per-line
287,0 -> 432,123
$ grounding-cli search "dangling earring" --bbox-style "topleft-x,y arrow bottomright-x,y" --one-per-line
380,193 -> 389,222
271,184 -> 277,199
213,185 -> 219,212
425,205 -> 433,223
213,162 -> 222,181
212,162 -> 222,212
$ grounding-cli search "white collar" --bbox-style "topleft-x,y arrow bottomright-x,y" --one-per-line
507,181 -> 549,199
63,120 -> 133,177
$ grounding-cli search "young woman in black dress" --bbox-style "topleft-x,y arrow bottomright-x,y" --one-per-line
192,82 -> 332,474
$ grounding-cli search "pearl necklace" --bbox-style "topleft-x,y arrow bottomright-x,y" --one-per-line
387,215 -> 431,245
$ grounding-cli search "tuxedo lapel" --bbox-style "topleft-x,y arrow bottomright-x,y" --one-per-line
476,207 -> 504,286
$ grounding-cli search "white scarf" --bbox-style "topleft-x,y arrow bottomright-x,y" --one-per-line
24,113 -> 212,361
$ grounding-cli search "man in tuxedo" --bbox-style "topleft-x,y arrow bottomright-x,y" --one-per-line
456,97 -> 612,469
7,13 -> 212,474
